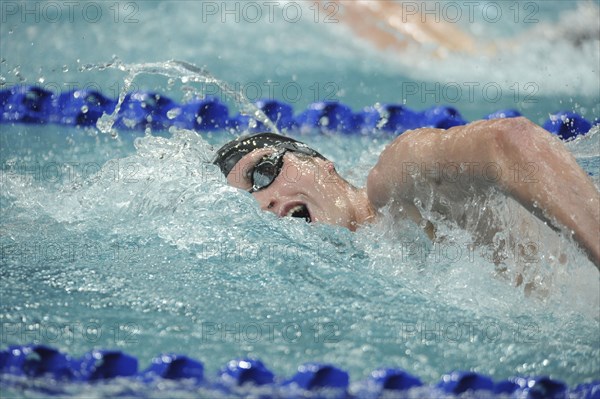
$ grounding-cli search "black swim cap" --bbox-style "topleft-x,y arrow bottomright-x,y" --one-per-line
213,132 -> 327,177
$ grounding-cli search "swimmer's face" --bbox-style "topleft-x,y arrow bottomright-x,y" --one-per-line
226,147 -> 360,230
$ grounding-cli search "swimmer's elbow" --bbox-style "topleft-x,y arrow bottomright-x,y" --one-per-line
486,117 -> 549,164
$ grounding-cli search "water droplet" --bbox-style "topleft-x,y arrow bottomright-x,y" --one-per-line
96,113 -> 115,134
37,77 -> 45,84
81,105 -> 89,114
249,119 -> 257,128
181,76 -> 189,83
196,116 -> 203,124
166,108 -> 182,119
62,65 -> 69,72
123,118 -> 137,129
320,116 -> 329,126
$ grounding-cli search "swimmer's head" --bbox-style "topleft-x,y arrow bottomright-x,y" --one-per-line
213,132 -> 373,230
213,132 -> 327,178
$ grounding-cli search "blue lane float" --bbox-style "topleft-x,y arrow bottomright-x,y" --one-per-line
53,89 -> 117,127
542,111 -> 593,140
0,85 -> 595,139
1,345 -> 599,398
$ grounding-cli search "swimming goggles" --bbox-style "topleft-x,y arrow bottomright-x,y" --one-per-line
248,150 -> 286,192
248,142 -> 326,192
213,132 -> 327,178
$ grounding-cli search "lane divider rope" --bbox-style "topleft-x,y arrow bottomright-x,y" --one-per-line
1,85 -> 597,139
1,344 -> 598,398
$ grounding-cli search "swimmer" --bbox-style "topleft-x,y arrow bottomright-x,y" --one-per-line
320,1 -> 599,56
214,118 -> 600,270
319,0 -> 477,55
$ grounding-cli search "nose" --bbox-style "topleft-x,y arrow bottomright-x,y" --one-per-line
251,189 -> 277,213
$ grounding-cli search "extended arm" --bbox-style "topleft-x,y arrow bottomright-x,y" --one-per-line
367,117 -> 600,269
317,0 -> 477,54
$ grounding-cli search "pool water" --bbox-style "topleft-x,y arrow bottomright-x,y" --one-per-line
1,0 -> 599,395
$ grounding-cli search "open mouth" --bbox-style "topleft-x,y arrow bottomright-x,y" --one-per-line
286,204 -> 312,223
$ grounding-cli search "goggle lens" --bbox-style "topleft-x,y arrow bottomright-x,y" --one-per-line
250,152 -> 285,192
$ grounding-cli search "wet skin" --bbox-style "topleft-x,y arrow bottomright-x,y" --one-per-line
224,118 -> 600,269
225,147 -> 374,231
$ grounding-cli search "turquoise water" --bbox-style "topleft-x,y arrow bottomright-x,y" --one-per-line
1,0 -> 599,393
